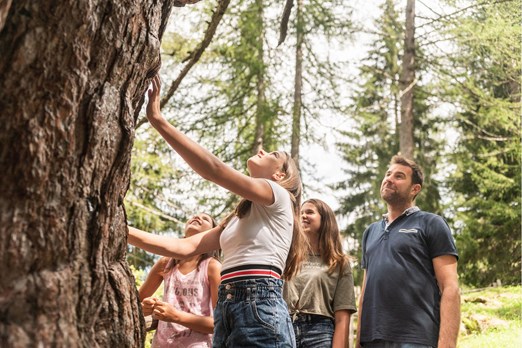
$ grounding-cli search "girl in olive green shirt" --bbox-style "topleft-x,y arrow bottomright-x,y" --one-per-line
284,199 -> 357,348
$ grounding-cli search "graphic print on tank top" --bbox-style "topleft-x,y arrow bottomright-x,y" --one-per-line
152,258 -> 213,348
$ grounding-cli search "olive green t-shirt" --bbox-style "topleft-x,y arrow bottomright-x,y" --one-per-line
283,255 -> 357,319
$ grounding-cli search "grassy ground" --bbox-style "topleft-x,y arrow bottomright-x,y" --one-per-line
458,286 -> 521,348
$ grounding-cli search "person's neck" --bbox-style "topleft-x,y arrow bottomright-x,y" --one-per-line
386,202 -> 415,224
307,233 -> 320,255
178,255 -> 199,265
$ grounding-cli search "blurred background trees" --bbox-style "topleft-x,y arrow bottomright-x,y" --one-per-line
127,0 -> 521,288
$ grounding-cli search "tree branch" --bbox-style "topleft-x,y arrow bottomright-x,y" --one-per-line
136,0 -> 232,129
278,0 -> 294,46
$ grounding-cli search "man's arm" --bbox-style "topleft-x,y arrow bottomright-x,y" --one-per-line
355,270 -> 366,348
433,255 -> 460,348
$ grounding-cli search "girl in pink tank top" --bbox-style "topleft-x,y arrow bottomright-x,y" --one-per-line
138,214 -> 222,348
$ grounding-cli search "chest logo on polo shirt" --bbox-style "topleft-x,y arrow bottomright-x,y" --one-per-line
398,228 -> 418,233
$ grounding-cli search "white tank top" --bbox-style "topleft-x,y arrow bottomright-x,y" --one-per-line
219,180 -> 294,274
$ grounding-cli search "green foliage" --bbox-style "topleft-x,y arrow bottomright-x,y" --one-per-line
297,0 -> 355,148
336,0 -> 403,259
141,0 -> 357,223
335,0 -> 444,282
459,286 -> 522,347
441,0 -> 521,286
126,128 -> 186,269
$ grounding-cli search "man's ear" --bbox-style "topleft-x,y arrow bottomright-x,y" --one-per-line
412,184 -> 422,196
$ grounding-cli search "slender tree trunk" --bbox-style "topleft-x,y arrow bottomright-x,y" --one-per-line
290,0 -> 304,170
0,1 -> 173,347
399,0 -> 415,159
253,0 -> 267,155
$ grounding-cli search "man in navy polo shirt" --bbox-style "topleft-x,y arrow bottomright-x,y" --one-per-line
356,155 -> 460,348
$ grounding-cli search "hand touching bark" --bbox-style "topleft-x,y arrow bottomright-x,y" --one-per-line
146,75 -> 163,125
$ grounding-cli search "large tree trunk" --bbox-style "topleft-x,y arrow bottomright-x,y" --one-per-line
0,1 -> 173,347
290,0 -> 304,170
399,0 -> 415,159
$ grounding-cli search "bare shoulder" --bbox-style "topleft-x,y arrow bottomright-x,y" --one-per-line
157,256 -> 171,267
208,257 -> 222,273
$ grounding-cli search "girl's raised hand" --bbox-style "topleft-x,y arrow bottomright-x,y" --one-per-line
146,75 -> 163,125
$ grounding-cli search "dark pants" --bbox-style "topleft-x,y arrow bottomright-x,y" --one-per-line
292,313 -> 334,348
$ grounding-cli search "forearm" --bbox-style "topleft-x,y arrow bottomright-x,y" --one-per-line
149,117 -> 226,183
356,273 -> 366,348
128,226 -> 221,259
332,311 -> 350,348
128,226 -> 193,258
438,285 -> 461,348
170,311 -> 214,334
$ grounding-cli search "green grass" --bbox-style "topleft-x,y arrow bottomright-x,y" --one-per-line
458,286 -> 522,348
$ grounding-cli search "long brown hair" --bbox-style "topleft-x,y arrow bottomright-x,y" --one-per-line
303,198 -> 347,274
164,214 -> 220,273
230,151 -> 306,280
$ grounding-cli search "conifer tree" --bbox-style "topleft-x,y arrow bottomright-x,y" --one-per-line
336,0 -> 444,281
441,0 -> 521,286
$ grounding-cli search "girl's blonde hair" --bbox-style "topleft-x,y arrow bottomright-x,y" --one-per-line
303,198 -> 348,274
228,151 -> 306,280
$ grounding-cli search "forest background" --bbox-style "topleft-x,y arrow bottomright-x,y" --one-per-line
0,0 -> 519,346
127,0 -> 521,290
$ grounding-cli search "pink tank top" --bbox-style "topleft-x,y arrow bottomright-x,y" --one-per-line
152,257 -> 213,348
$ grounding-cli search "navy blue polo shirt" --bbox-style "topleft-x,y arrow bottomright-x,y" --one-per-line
360,208 -> 458,347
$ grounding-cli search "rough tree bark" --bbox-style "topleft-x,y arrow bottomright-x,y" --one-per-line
0,1 -> 174,347
399,0 -> 415,159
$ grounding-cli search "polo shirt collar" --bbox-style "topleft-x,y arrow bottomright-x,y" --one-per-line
382,206 -> 420,224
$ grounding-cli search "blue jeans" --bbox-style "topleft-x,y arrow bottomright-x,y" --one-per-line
362,341 -> 433,348
213,278 -> 296,347
292,314 -> 334,348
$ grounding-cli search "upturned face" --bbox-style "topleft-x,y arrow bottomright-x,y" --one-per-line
301,202 -> 321,235
246,149 -> 286,181
380,164 -> 420,205
184,213 -> 214,237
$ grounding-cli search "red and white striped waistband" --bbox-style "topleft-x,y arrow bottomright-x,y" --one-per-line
220,264 -> 282,284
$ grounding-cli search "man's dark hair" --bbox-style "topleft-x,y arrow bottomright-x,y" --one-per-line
390,155 -> 424,186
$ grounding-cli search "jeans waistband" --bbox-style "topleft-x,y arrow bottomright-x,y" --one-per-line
292,313 -> 333,323
218,278 -> 283,301
220,264 -> 282,284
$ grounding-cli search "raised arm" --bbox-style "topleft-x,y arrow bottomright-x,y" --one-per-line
146,75 -> 275,206
433,255 -> 460,348
128,225 -> 222,259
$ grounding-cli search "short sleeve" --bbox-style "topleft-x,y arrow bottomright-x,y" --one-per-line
426,214 -> 458,260
333,262 -> 357,313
